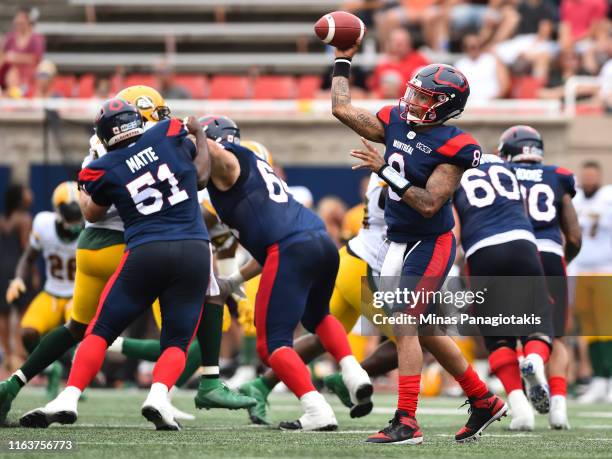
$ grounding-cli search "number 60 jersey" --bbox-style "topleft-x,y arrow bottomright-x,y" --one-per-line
78,118 -> 209,249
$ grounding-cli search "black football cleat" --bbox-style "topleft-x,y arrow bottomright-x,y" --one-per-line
365,409 -> 423,445
455,392 -> 508,443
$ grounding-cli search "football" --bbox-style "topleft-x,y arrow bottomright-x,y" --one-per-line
314,11 -> 366,50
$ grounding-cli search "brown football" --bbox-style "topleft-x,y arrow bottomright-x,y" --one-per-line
314,11 -> 366,50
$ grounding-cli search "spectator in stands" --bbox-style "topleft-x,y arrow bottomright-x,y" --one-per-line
370,0 -> 439,50
427,0 -> 520,51
455,34 -> 510,101
538,49 -> 592,100
597,56 -> 612,113
94,77 -> 112,99
0,184 -> 34,371
559,0 -> 609,54
369,28 -> 429,98
494,0 -> 556,80
0,7 -> 45,98
320,64 -> 369,99
31,60 -> 60,98
317,196 -> 348,247
154,61 -> 190,99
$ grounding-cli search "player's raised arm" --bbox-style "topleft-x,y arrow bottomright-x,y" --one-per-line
351,137 -> 465,218
185,116 -> 211,189
331,42 -> 385,143
6,244 -> 39,304
559,193 -> 582,262
207,139 -> 241,191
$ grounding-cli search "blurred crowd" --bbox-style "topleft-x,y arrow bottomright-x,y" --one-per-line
0,3 -> 610,110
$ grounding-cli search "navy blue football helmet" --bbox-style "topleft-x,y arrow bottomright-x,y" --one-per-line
199,115 -> 240,144
399,64 -> 470,125
94,98 -> 144,150
498,125 -> 544,163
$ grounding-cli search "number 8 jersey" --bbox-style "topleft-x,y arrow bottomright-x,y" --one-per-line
454,154 -> 535,258
207,141 -> 324,265
78,118 -> 209,249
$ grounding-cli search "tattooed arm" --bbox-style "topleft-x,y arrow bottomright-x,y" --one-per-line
351,138 -> 465,218
331,42 -> 385,143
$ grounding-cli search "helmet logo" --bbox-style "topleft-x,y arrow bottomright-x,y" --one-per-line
135,96 -> 155,110
112,120 -> 141,134
109,99 -> 125,111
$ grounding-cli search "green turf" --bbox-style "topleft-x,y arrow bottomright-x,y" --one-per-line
0,388 -> 611,458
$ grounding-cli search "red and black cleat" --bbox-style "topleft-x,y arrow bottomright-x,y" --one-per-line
455,392 -> 508,443
366,409 -> 423,445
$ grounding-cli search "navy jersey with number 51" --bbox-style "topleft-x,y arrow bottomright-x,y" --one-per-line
78,118 -> 209,249
510,162 -> 576,256
207,141 -> 325,264
376,105 -> 481,242
454,154 -> 534,258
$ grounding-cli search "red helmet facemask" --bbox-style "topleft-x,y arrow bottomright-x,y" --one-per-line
399,81 -> 450,124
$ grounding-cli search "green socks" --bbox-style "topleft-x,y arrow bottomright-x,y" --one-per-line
20,325 -> 78,382
240,336 -> 257,366
197,302 -> 224,378
121,338 -> 162,361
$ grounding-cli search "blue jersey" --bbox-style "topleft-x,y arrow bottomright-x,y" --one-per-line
454,154 -> 534,258
78,119 -> 209,249
207,141 -> 325,264
510,162 -> 576,256
377,105 -> 481,242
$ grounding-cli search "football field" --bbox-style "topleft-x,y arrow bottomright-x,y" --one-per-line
1,389 -> 611,458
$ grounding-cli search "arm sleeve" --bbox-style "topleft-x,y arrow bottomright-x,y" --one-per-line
166,118 -> 197,160
376,105 -> 394,127
437,132 -> 482,169
556,168 -> 577,198
78,167 -> 112,207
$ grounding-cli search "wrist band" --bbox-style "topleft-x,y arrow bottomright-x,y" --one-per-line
333,58 -> 352,78
378,164 -> 411,196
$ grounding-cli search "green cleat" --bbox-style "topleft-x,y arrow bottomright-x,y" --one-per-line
45,361 -> 63,400
0,378 -> 20,425
194,378 -> 257,410
323,373 -> 351,408
239,377 -> 271,425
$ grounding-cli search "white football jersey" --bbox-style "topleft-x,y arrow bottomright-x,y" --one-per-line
347,173 -> 387,273
30,212 -> 78,298
571,185 -> 612,273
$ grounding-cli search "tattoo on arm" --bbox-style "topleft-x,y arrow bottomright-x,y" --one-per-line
401,164 -> 465,218
331,76 -> 385,143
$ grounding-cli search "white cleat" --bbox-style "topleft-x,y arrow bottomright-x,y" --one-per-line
340,355 -> 374,418
549,395 -> 570,430
226,366 -> 257,390
142,383 -> 181,431
507,389 -> 535,431
278,391 -> 338,431
20,387 -> 80,428
520,354 -> 550,414
167,387 -> 195,421
578,377 -> 608,404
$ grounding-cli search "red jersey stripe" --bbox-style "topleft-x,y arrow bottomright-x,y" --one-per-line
78,167 -> 105,182
376,105 -> 393,125
166,118 -> 184,137
437,133 -> 478,157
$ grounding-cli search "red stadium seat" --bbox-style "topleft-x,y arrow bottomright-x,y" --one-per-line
511,76 -> 543,99
209,75 -> 251,99
77,74 -> 96,98
124,74 -> 157,90
252,76 -> 296,99
297,75 -> 322,99
174,74 -> 208,99
51,75 -> 77,97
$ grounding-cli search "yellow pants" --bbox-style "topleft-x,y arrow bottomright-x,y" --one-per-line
71,244 -> 162,328
574,274 -> 612,343
21,291 -> 72,335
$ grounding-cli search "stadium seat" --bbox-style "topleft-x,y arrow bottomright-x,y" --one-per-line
77,74 -> 96,98
174,74 -> 208,99
124,74 -> 157,90
297,75 -> 322,99
209,75 -> 251,99
252,75 -> 296,99
511,76 -> 543,99
51,75 -> 77,97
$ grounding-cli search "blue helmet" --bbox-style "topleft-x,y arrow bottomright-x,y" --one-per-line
199,115 -> 240,144
498,125 -> 544,163
399,64 -> 470,125
94,98 -> 144,150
